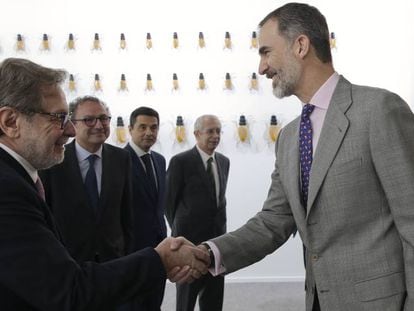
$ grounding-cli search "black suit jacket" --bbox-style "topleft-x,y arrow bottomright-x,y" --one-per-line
125,144 -> 167,251
165,146 -> 230,244
0,146 -> 165,311
40,140 -> 133,263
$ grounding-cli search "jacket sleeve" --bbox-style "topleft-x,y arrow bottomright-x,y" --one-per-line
0,171 -> 166,311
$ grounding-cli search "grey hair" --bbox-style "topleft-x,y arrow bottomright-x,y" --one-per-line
194,114 -> 220,131
69,95 -> 110,118
0,58 -> 67,134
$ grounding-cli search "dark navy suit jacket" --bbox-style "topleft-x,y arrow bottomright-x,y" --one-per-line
124,143 -> 167,251
0,146 -> 165,311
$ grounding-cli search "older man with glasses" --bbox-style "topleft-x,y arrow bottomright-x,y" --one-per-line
40,95 -> 133,271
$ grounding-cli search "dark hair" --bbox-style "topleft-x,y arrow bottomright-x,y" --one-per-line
259,3 -> 332,63
0,58 -> 66,135
129,106 -> 159,127
69,95 -> 109,118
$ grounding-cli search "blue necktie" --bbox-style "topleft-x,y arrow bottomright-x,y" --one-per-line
85,154 -> 99,212
299,104 -> 315,208
141,154 -> 157,196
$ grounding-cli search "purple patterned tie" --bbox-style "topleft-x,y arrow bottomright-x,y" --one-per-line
299,104 -> 315,208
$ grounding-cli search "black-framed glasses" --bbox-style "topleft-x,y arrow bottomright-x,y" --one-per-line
71,115 -> 112,127
35,111 -> 71,129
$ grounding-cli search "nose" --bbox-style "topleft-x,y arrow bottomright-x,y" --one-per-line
63,120 -> 76,137
258,56 -> 268,75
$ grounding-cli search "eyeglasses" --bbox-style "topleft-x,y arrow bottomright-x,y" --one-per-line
34,111 -> 71,129
71,115 -> 112,127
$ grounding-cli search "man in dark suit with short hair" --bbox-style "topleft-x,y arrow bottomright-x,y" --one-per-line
40,96 -> 133,265
165,114 -> 230,311
124,106 -> 167,311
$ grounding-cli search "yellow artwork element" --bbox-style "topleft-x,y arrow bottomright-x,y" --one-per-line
268,115 -> 281,142
67,33 -> 75,50
198,73 -> 206,90
120,33 -> 126,50
172,73 -> 179,90
16,34 -> 25,51
68,74 -> 76,92
94,74 -> 102,91
251,31 -> 258,49
198,32 -> 205,48
175,116 -> 186,143
237,115 -> 249,142
224,31 -> 232,49
146,33 -> 152,49
116,117 -> 127,144
146,73 -> 153,91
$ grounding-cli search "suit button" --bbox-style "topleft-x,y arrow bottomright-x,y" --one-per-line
311,254 -> 319,261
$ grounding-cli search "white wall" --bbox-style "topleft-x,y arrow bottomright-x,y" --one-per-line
1,0 -> 413,282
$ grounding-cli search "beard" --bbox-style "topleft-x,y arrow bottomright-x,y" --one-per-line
23,139 -> 64,170
272,53 -> 301,99
20,121 -> 65,170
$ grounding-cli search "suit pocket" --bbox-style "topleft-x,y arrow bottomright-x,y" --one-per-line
355,271 -> 406,302
331,157 -> 363,176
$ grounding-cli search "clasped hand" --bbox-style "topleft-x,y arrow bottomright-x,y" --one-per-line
155,237 -> 210,284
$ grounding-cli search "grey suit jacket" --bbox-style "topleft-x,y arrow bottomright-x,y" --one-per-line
211,76 -> 414,310
165,146 -> 230,245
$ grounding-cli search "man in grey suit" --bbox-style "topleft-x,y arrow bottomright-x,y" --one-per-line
199,3 -> 414,311
166,115 -> 230,311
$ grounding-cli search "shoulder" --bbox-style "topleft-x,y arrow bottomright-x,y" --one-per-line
215,152 -> 230,164
104,143 -> 129,158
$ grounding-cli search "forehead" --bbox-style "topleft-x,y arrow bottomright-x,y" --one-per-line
76,100 -> 107,116
258,19 -> 286,49
41,85 -> 67,112
136,115 -> 158,125
202,117 -> 221,129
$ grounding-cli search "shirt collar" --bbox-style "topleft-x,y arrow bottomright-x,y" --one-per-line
75,141 -> 103,161
129,141 -> 151,158
307,72 -> 340,110
0,142 -> 38,183
196,144 -> 215,163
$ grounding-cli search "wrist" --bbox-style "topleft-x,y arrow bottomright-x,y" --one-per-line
201,243 -> 215,269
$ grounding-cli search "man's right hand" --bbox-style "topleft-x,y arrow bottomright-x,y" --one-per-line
155,237 -> 210,283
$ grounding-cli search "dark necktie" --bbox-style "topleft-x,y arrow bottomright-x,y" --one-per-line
207,157 -> 217,206
141,154 -> 157,196
35,177 -> 45,201
299,104 -> 315,208
84,154 -> 99,212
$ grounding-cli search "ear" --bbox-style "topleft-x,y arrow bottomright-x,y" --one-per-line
0,107 -> 21,138
294,35 -> 310,59
128,125 -> 133,134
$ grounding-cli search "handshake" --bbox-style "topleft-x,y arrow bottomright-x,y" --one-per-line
155,237 -> 211,284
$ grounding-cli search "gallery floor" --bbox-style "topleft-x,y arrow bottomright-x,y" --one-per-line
162,281 -> 305,311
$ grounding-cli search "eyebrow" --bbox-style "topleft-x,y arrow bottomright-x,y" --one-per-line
258,46 -> 268,55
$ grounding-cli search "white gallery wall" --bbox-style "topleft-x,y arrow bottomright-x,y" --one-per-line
1,0 -> 413,282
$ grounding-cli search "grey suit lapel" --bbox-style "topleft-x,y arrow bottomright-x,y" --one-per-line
306,77 -> 352,216
286,120 -> 306,217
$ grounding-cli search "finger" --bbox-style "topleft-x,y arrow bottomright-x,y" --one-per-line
190,268 -> 202,279
168,265 -> 189,283
170,236 -> 194,251
191,258 -> 209,275
192,247 -> 211,266
176,268 -> 195,284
